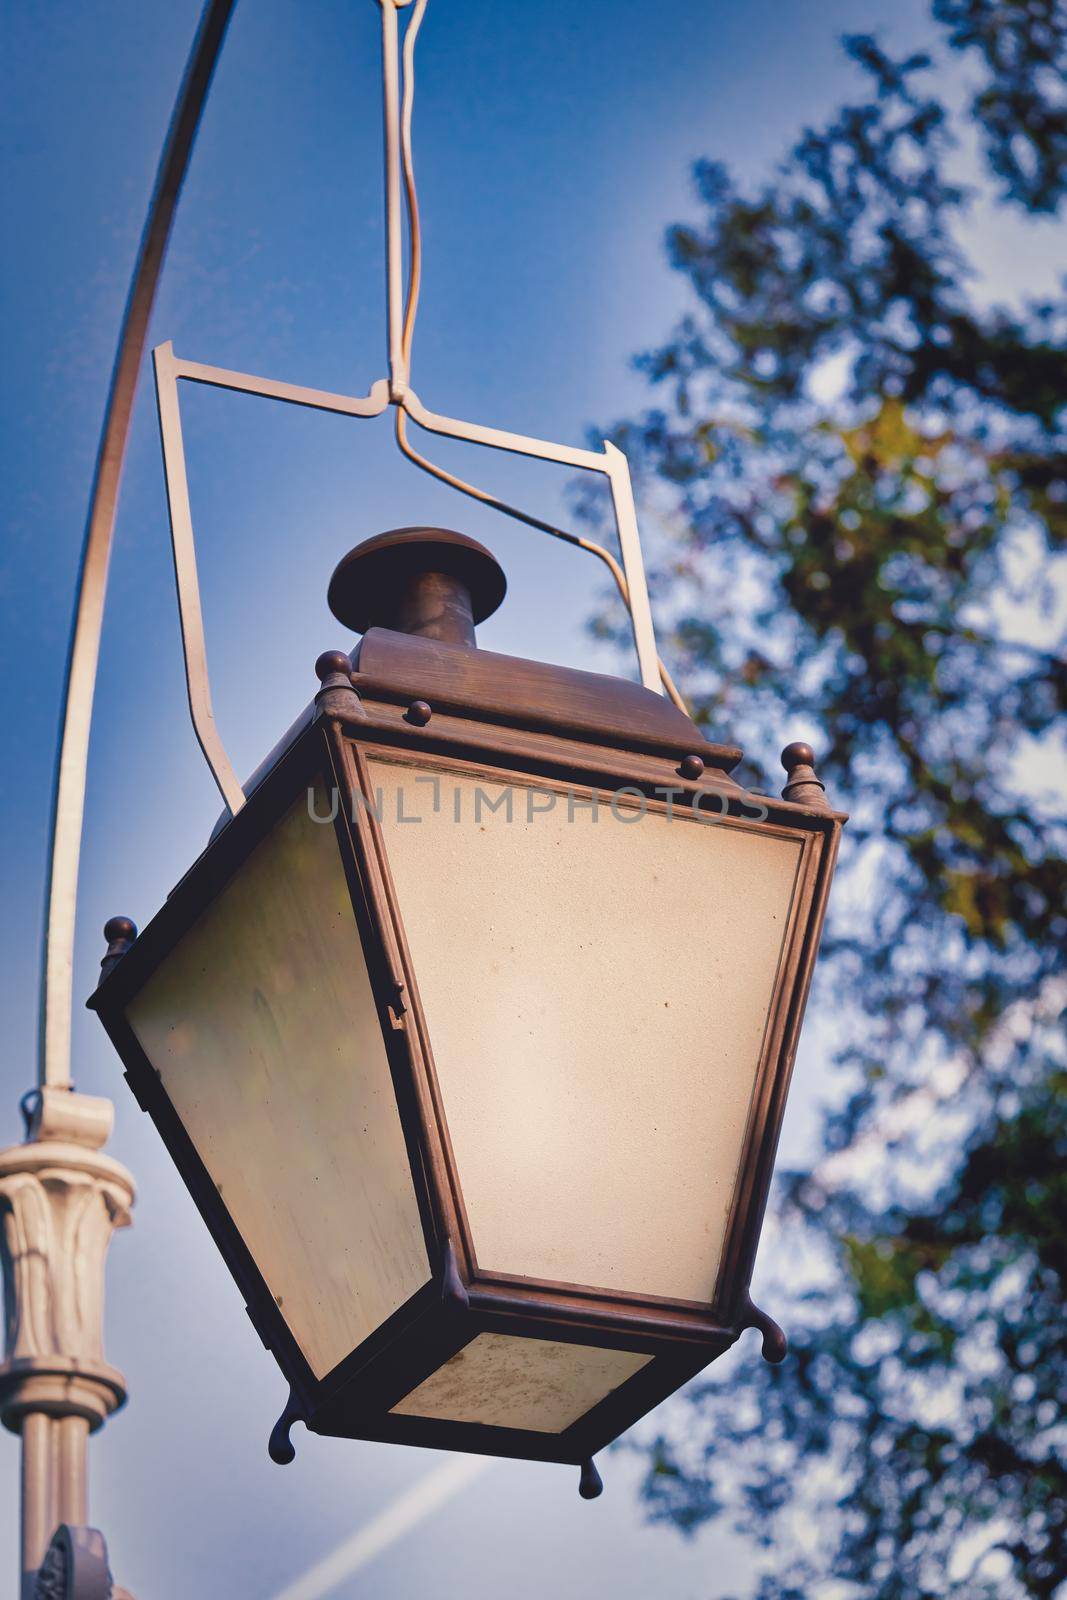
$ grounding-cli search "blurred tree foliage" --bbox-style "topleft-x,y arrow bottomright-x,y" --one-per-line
582,3 -> 1067,1594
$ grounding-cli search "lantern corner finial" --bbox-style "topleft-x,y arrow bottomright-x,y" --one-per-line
315,650 -> 365,720
100,916 -> 137,979
578,1458 -> 604,1500
315,649 -> 353,685
781,741 -> 830,811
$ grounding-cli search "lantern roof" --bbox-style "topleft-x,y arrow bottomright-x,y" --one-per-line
210,527 -> 744,843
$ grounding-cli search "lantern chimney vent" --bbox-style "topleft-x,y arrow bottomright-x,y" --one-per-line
328,527 -> 506,648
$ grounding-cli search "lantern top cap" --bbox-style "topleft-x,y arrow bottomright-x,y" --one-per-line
328,527 -> 507,637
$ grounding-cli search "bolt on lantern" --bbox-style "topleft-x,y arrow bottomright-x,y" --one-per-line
89,525 -> 843,1494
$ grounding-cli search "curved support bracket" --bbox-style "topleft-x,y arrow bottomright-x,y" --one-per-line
738,1294 -> 788,1364
268,1387 -> 305,1466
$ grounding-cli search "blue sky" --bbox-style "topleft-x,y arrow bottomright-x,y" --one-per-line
3,2 -> 1061,1595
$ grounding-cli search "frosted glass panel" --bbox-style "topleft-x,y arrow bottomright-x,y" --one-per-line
370,759 -> 802,1303
126,785 -> 429,1379
390,1333 -> 650,1433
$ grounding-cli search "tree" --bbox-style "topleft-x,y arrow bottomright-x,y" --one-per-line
582,5 -> 1067,1594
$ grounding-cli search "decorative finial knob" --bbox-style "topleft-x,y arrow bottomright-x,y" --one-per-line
679,753 -> 705,781
313,649 -> 365,721
780,742 -> 829,810
100,916 -> 137,981
315,650 -> 352,685
579,1457 -> 604,1499
782,741 -> 815,773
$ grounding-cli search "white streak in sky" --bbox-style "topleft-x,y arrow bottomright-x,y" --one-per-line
267,1455 -> 491,1600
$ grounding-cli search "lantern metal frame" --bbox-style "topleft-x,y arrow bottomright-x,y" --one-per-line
88,648 -> 843,1471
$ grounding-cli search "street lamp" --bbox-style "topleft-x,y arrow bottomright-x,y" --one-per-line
9,0 -> 845,1585
88,526 -> 842,1496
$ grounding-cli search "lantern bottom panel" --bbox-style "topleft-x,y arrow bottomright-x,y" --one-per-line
388,1332 -> 653,1434
301,1294 -> 731,1468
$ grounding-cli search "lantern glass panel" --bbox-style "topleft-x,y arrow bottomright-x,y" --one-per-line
370,757 -> 803,1305
125,783 -> 429,1379
389,1334 -> 652,1433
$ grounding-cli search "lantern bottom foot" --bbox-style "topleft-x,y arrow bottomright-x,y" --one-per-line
739,1295 -> 788,1364
268,1388 -> 304,1465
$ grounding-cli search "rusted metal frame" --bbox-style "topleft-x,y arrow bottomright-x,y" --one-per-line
715,815 -> 845,1312
326,726 -> 478,1286
335,698 -> 747,810
92,705 -> 805,1349
39,0 -> 237,1090
320,720 -> 448,1282
709,827 -> 821,1331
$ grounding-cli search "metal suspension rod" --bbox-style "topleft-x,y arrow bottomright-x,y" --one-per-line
37,0 -> 236,1090
390,0 -> 677,705
379,0 -> 412,396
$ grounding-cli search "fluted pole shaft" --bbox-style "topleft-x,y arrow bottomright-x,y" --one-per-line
20,1414 -> 52,1599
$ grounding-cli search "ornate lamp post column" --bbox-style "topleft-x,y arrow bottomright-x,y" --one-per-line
0,1088 -> 134,1598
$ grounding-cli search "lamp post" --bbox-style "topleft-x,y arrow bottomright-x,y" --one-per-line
89,526 -> 842,1496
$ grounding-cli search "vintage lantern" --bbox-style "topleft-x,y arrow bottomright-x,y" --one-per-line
89,525 -> 842,1495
